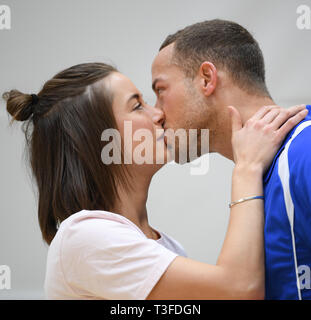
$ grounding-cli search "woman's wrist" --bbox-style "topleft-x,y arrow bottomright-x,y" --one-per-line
233,163 -> 264,178
232,164 -> 264,200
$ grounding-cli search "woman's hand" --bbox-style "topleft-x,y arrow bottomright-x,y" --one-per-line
228,104 -> 308,174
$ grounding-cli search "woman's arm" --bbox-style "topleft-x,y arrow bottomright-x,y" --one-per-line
147,104 -> 307,300
148,167 -> 265,300
216,165 -> 265,299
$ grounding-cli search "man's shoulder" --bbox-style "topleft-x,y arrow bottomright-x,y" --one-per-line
264,117 -> 311,184
288,121 -> 311,160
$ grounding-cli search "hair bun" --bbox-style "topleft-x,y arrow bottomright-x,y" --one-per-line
2,90 -> 38,122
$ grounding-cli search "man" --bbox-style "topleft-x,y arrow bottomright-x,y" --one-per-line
151,19 -> 311,299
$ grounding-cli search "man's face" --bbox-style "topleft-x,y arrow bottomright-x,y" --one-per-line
151,43 -> 212,162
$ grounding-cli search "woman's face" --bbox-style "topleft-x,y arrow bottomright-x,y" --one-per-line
106,72 -> 170,172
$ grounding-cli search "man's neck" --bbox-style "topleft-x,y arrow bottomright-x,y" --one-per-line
212,86 -> 275,161
231,95 -> 275,126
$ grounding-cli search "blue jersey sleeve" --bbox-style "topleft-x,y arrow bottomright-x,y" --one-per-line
288,125 -> 311,247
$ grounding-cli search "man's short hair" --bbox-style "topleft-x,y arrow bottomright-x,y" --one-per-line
160,19 -> 271,97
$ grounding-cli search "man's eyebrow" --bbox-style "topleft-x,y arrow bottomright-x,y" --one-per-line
127,93 -> 140,104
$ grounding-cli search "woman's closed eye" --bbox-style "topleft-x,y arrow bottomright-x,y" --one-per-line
133,102 -> 143,111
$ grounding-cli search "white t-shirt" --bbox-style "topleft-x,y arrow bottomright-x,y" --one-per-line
44,209 -> 187,300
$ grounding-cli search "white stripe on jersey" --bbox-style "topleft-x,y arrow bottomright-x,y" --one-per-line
278,120 -> 311,300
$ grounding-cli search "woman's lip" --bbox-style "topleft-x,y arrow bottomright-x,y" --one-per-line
156,131 -> 169,147
156,131 -> 165,141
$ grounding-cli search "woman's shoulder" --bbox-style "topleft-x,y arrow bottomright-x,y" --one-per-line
50,209 -> 187,259
51,209 -> 146,251
59,209 -> 144,234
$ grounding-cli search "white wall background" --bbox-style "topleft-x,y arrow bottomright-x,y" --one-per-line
0,0 -> 310,299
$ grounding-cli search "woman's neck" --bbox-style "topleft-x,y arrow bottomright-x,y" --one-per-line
111,170 -> 159,240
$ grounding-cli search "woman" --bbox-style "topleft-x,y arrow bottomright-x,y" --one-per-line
4,62 -> 307,299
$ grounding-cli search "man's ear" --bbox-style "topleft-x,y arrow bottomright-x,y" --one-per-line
198,62 -> 217,97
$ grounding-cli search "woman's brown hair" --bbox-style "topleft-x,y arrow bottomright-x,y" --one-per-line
3,63 -> 129,245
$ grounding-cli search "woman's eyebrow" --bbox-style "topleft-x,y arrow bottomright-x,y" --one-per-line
127,93 -> 140,104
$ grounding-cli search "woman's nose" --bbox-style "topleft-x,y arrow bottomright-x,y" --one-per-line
149,105 -> 165,126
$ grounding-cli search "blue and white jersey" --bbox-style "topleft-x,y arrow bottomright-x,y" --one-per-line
264,105 -> 311,300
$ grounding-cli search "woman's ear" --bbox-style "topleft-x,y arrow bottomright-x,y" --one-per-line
198,62 -> 217,97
